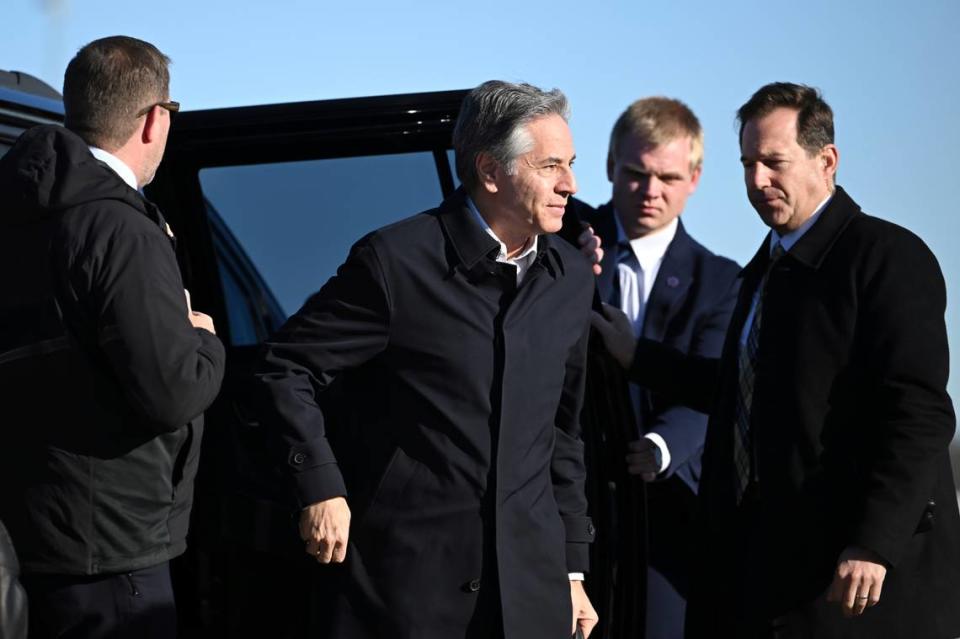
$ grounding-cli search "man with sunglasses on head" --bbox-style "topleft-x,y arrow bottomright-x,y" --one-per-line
0,36 -> 224,639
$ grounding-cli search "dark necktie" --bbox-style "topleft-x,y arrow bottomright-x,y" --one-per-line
734,242 -> 785,502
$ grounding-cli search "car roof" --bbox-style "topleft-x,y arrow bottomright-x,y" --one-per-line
0,69 -> 65,127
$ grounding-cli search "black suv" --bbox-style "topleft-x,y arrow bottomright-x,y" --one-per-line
0,71 -> 64,156
1,75 -> 643,638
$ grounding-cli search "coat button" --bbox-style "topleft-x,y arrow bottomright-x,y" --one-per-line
468,578 -> 481,592
292,452 -> 306,464
587,522 -> 595,536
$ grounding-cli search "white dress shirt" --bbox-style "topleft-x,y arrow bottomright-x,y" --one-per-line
466,197 -> 538,285
88,146 -> 138,190
614,214 -> 679,474
615,216 -> 678,335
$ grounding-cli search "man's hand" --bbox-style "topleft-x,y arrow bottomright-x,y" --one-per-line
570,579 -> 599,638
300,496 -> 351,564
577,224 -> 603,276
185,289 -> 216,334
625,438 -> 660,482
590,303 -> 636,369
188,311 -> 216,334
825,545 -> 886,617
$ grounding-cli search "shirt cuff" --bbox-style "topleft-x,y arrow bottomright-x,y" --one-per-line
568,572 -> 585,581
643,432 -> 671,473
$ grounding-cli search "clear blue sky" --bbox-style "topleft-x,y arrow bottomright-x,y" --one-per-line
5,0 -> 960,413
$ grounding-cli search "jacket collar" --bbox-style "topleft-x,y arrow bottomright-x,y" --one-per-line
437,187 -> 564,280
642,219 -> 695,341
438,188 -> 502,269
587,200 -> 689,304
740,185 -> 860,280
588,201 -> 619,299
787,185 -> 860,268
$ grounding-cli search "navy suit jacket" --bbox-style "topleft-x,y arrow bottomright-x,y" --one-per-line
581,201 -> 740,493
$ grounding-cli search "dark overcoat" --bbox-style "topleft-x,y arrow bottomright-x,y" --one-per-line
580,201 -> 739,637
630,187 -> 960,638
255,189 -> 597,639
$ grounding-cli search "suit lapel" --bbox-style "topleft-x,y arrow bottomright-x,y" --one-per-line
585,202 -> 619,303
641,221 -> 694,342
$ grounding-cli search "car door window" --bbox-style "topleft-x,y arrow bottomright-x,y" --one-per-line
199,151 -> 444,321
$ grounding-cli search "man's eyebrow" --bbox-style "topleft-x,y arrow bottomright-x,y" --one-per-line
742,151 -> 788,160
621,163 -> 682,179
538,154 -> 576,165
620,162 -> 650,173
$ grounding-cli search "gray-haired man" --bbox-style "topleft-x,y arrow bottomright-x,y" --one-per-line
255,80 -> 599,638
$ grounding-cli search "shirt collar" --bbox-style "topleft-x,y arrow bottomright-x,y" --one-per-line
89,146 -> 138,191
615,212 -> 678,271
771,192 -> 833,254
465,196 -> 539,264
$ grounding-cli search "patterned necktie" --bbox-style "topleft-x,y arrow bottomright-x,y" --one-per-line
733,242 -> 785,502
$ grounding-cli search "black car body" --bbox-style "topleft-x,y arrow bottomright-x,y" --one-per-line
0,71 -> 64,156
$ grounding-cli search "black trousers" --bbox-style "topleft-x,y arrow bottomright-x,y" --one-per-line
22,561 -> 175,639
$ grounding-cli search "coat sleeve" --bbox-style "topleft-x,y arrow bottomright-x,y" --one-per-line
551,320 -> 596,572
85,226 -> 226,433
255,236 -> 391,508
628,339 -> 720,415
849,231 -> 955,566
647,270 -> 739,475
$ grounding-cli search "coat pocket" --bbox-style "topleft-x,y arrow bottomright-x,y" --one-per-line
365,446 -> 421,517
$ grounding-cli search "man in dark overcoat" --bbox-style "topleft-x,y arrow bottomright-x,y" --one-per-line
573,96 -> 739,639
255,80 -> 599,638
591,82 -> 960,638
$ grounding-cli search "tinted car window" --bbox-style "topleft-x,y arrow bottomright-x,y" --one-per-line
217,256 -> 262,346
199,152 -> 444,317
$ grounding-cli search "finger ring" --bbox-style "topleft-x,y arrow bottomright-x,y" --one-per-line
855,595 -> 869,600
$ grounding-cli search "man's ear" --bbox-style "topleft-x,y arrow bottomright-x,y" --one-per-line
688,164 -> 702,193
476,152 -> 500,194
821,144 -> 839,179
141,105 -> 163,144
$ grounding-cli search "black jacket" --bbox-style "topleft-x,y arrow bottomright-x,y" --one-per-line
630,187 -> 960,638
256,190 -> 596,639
0,126 -> 225,575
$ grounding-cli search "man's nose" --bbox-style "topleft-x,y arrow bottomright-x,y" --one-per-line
637,174 -> 661,198
745,164 -> 767,190
558,166 -> 577,196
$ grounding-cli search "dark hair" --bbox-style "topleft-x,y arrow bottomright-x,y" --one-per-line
63,36 -> 170,149
736,82 -> 834,155
453,80 -> 569,191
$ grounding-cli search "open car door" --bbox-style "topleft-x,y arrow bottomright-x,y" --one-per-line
146,90 -> 643,638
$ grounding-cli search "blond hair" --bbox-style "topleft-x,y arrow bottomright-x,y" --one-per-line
609,96 -> 703,173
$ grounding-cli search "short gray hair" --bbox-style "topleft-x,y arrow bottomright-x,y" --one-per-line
453,80 -> 570,191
